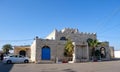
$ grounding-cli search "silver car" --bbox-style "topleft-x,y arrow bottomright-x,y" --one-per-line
3,55 -> 29,64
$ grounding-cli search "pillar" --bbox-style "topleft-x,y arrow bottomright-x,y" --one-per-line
72,42 -> 76,63
87,43 -> 89,61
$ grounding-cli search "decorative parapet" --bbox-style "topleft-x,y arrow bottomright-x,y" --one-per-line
60,28 -> 96,36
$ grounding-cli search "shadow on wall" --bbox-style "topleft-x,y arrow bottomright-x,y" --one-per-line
0,63 -> 14,72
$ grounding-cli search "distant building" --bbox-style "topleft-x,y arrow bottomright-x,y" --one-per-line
14,46 -> 30,58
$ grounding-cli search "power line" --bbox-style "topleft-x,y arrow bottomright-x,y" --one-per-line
96,7 -> 120,34
98,23 -> 120,34
0,39 -> 33,48
0,39 -> 33,42
98,35 -> 120,38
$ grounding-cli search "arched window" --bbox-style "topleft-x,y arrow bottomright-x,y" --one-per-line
60,37 -> 67,40
100,47 -> 106,58
19,50 -> 26,56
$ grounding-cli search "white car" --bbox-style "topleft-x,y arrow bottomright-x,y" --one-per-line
3,55 -> 29,64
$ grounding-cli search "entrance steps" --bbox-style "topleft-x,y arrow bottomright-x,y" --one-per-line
37,60 -> 55,64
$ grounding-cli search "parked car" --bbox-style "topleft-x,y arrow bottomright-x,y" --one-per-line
3,55 -> 29,64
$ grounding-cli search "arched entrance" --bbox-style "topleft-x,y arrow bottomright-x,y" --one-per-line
100,47 -> 106,58
19,50 -> 26,56
41,46 -> 51,60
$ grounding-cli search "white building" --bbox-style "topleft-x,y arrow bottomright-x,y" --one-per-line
114,50 -> 120,58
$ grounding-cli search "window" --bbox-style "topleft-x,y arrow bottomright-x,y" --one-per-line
60,37 -> 67,40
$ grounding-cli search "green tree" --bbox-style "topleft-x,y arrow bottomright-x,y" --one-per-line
87,38 -> 100,58
2,44 -> 13,55
64,40 -> 74,57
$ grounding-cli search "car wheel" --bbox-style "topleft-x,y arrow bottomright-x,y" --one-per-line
7,60 -> 12,64
24,60 -> 29,63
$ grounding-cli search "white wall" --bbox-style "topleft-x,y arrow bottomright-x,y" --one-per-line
31,40 -> 36,62
114,51 -> 120,58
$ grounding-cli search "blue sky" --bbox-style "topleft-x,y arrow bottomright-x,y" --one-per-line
0,0 -> 120,50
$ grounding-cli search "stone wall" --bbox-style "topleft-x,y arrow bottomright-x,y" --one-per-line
109,46 -> 114,59
35,38 -> 66,62
97,41 -> 111,60
46,28 -> 97,41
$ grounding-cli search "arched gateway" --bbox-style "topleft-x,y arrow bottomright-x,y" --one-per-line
41,46 -> 51,60
19,50 -> 26,56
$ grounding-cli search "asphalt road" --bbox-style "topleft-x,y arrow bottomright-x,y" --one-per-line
0,61 -> 120,72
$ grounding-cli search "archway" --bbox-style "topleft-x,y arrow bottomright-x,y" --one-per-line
19,50 -> 26,56
41,46 -> 51,60
100,47 -> 106,58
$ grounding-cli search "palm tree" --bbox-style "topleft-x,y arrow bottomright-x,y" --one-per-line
87,38 -> 100,60
64,39 -> 74,58
2,44 -> 13,55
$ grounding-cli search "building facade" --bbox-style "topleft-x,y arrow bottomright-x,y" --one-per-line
14,46 -> 30,58
30,28 -> 114,63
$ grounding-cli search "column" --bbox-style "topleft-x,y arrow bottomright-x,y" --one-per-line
86,43 -> 89,61
72,42 -> 76,63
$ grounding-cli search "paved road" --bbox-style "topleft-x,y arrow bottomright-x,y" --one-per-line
0,61 -> 120,72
